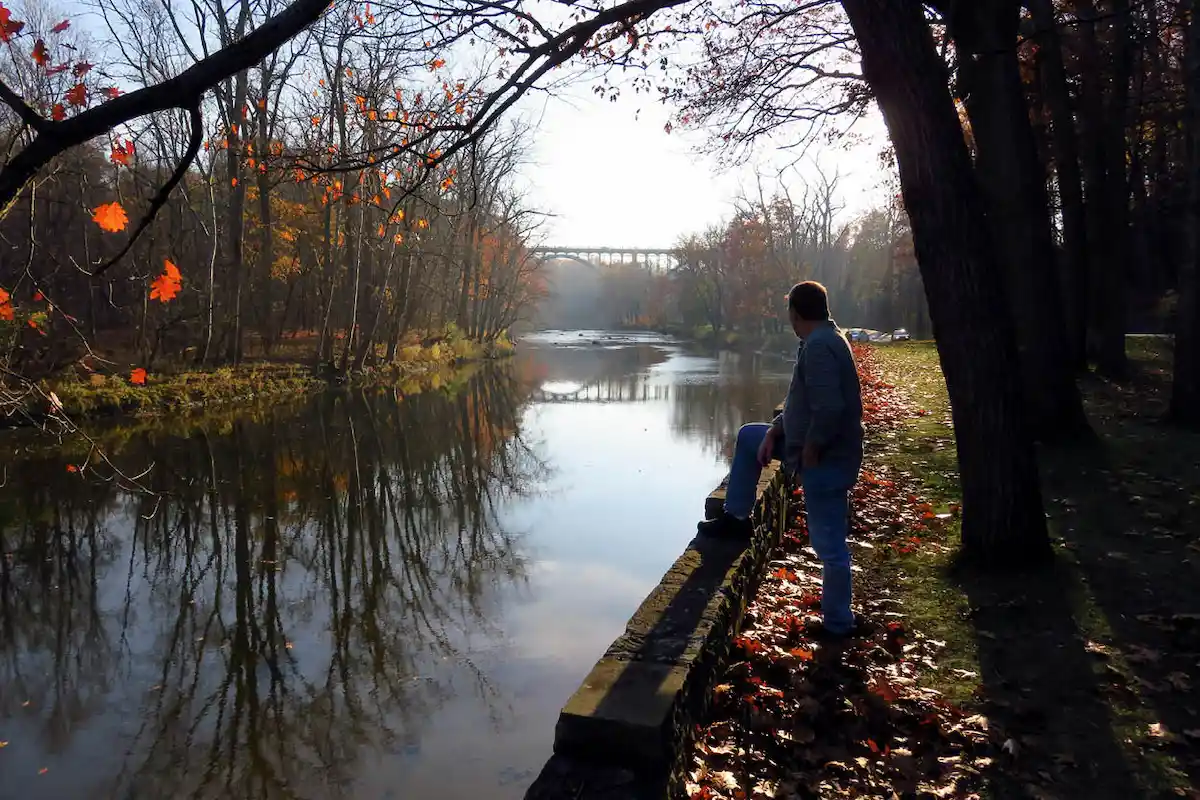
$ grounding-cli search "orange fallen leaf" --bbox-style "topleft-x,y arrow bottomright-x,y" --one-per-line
92,201 -> 128,232
130,367 -> 147,385
149,259 -> 182,302
66,464 -> 78,473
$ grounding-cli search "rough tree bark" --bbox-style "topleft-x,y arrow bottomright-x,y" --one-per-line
1028,0 -> 1091,372
951,0 -> 1092,443
840,0 -> 1050,563
1174,0 -> 1200,427
1071,0 -> 1131,378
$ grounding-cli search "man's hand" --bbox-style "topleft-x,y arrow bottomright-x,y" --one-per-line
757,428 -> 778,467
802,441 -> 819,469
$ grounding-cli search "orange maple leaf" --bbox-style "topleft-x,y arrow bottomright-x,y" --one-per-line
65,82 -> 86,106
31,38 -> 49,66
66,464 -> 78,473
50,103 -> 65,121
130,367 -> 147,385
0,286 -> 13,321
92,202 -> 128,232
149,259 -> 182,302
50,19 -> 69,32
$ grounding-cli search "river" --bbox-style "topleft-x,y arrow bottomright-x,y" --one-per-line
0,330 -> 793,800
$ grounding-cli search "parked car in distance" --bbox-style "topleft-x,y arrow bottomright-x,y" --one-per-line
892,328 -> 911,341
846,328 -> 870,343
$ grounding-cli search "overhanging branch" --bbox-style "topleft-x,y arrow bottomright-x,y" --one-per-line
0,0 -> 334,218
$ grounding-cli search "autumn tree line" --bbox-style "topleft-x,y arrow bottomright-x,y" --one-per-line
0,0 -> 546,385
3,0 -> 1200,562
589,172 -> 931,340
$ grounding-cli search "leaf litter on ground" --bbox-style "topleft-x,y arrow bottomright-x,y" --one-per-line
687,346 -> 994,800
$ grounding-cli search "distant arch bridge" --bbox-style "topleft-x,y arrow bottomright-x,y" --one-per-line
530,246 -> 678,271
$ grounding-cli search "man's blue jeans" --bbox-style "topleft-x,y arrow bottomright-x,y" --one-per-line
724,423 -> 857,635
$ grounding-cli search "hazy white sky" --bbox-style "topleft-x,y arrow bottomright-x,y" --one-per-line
514,78 -> 891,249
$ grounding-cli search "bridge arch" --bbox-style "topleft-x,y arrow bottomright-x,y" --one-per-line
530,246 -> 678,272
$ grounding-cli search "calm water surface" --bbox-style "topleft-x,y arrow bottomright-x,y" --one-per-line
0,331 -> 792,800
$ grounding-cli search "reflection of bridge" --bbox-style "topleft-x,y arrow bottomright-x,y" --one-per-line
530,246 -> 677,271
530,379 -> 672,405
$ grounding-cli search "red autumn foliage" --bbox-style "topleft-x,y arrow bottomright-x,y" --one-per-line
65,82 -> 86,106
149,259 -> 182,302
30,37 -> 48,65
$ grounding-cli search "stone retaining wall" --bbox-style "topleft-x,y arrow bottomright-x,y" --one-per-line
523,461 -> 792,800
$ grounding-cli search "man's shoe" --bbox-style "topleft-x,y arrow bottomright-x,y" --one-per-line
802,615 -> 868,642
697,512 -> 754,538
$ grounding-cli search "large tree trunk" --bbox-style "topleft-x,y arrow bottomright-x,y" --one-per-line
1029,0 -> 1090,371
1174,0 -> 1200,427
840,0 -> 1050,563
955,0 -> 1092,443
1071,0 -> 1131,377
1097,0 -> 1133,377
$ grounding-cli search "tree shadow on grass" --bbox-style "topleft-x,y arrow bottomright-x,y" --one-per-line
951,553 -> 1158,799
1035,418 -> 1200,795
949,408 -> 1200,800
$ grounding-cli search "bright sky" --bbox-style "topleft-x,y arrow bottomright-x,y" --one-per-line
514,79 -> 892,249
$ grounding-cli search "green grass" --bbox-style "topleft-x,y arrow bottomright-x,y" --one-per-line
865,339 -> 1199,799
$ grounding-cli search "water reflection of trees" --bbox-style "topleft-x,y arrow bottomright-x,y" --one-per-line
0,367 -> 544,799
516,341 -> 792,461
669,350 -> 794,459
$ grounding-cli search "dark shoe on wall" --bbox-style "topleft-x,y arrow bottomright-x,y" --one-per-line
697,512 -> 753,539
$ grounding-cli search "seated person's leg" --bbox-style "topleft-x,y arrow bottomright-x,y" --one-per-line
724,422 -> 773,519
699,422 -> 775,536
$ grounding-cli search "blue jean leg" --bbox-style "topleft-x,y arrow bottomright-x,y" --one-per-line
723,423 -> 785,520
803,471 -> 854,634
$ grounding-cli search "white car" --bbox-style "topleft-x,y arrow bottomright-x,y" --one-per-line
892,328 -> 911,341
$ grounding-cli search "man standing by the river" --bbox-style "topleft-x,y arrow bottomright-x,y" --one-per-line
698,281 -> 864,638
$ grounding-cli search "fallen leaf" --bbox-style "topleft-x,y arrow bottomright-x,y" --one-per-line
92,201 -> 129,233
149,259 -> 182,302
1147,722 -> 1178,742
130,367 -> 147,385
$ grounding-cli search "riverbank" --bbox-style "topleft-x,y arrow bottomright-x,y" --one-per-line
683,339 -> 1200,799
644,323 -> 797,356
7,334 -> 513,427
